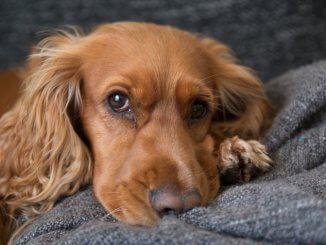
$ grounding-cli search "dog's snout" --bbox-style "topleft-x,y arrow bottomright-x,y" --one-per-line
150,187 -> 201,216
183,189 -> 202,211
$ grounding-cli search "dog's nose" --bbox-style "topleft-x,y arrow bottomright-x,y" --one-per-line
150,187 -> 183,215
150,187 -> 201,215
183,189 -> 202,211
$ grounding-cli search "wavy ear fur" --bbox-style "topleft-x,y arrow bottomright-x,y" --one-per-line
0,30 -> 92,234
201,38 -> 273,139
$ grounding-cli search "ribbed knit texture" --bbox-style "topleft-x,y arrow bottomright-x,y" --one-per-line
14,61 -> 326,244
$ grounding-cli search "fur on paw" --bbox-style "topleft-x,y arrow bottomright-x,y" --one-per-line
217,136 -> 273,183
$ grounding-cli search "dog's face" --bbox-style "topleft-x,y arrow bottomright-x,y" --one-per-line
77,23 -> 270,225
3,22 -> 269,229
80,24 -> 219,225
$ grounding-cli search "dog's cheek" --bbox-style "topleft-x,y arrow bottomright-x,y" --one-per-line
196,135 -> 220,202
92,169 -> 122,215
189,118 -> 211,142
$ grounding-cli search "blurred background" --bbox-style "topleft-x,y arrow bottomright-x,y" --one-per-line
0,0 -> 325,81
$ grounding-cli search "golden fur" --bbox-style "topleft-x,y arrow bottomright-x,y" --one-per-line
0,22 -> 273,243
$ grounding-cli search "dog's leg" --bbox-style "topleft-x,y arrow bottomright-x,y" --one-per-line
217,136 -> 273,184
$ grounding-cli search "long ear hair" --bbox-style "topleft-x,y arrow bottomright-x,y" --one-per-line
0,30 -> 92,234
201,38 -> 273,139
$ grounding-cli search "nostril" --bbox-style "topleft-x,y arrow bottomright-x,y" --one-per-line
150,187 -> 184,216
183,189 -> 202,212
161,208 -> 176,215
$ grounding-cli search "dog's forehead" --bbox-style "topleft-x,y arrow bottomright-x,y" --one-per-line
82,24 -> 214,103
86,26 -> 207,70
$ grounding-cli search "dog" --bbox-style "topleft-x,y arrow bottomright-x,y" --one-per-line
0,22 -> 273,243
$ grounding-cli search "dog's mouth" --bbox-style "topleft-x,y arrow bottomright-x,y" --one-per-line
97,180 -> 208,226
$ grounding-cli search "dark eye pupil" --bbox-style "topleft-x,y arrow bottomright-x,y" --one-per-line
108,93 -> 129,112
190,101 -> 207,120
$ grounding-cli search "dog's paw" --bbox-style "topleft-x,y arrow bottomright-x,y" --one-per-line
217,136 -> 273,183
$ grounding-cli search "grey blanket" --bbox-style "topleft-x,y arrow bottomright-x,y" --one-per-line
14,61 -> 326,244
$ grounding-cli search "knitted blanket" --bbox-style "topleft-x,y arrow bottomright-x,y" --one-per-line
14,61 -> 326,244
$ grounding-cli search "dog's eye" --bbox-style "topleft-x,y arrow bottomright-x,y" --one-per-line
108,93 -> 130,113
190,101 -> 208,121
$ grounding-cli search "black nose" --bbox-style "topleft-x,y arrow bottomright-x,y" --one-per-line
150,187 -> 201,216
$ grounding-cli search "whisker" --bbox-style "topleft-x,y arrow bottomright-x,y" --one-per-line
101,207 -> 127,220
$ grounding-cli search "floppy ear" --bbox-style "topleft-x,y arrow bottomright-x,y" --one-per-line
0,30 -> 92,222
201,38 -> 273,140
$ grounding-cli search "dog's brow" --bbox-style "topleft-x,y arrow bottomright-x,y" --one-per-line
173,78 -> 216,117
176,78 -> 214,101
99,78 -> 133,96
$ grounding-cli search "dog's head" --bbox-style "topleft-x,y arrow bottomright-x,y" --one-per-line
2,22 -> 271,226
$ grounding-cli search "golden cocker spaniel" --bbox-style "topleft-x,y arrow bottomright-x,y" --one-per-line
0,22 -> 273,243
